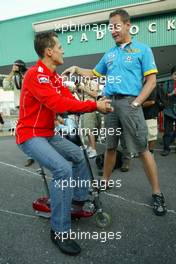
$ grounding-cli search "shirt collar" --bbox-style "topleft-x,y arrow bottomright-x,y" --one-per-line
36,60 -> 56,77
116,38 -> 134,49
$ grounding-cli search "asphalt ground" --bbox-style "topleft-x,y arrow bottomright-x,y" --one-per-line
0,136 -> 176,264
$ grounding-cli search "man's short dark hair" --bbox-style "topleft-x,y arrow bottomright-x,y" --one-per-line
14,59 -> 27,74
171,65 -> 176,75
109,9 -> 130,23
34,31 -> 58,58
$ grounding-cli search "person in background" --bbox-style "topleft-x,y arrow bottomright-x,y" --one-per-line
143,88 -> 159,154
3,60 -> 27,109
0,113 -> 4,131
76,79 -> 99,158
161,66 -> 176,156
3,60 -> 35,167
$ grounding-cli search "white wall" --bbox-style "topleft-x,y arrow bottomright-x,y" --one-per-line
0,88 -> 15,115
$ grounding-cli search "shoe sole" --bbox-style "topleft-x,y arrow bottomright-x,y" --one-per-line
120,169 -> 129,172
89,156 -> 97,159
153,209 -> 167,216
51,237 -> 81,255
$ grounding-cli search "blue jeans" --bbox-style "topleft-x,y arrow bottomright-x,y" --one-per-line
18,135 -> 91,232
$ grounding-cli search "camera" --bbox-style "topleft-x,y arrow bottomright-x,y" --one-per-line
12,60 -> 27,90
13,60 -> 27,75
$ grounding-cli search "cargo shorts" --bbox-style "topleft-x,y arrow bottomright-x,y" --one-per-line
145,118 -> 158,141
105,96 -> 148,153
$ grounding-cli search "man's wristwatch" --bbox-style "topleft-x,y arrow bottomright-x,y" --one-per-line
131,101 -> 140,108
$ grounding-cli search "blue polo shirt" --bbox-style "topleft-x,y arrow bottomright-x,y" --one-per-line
93,39 -> 158,96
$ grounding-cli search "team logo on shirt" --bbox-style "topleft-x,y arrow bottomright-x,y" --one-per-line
108,52 -> 116,60
37,75 -> 49,83
107,52 -> 116,69
124,56 -> 133,63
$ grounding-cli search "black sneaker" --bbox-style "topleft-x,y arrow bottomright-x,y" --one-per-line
72,200 -> 86,206
152,193 -> 167,216
120,158 -> 130,172
50,229 -> 81,255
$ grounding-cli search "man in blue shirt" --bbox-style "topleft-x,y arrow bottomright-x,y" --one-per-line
62,9 -> 167,216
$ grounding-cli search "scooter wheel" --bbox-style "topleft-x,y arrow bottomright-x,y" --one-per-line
95,212 -> 111,228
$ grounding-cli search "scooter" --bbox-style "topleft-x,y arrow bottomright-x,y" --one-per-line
32,114 -> 111,228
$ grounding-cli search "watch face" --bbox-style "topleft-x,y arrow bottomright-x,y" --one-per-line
132,102 -> 139,108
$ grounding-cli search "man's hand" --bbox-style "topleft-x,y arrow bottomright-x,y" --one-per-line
62,66 -> 78,77
57,116 -> 65,125
98,96 -> 106,101
6,65 -> 19,82
12,64 -> 19,73
62,66 -> 94,79
97,99 -> 113,114
6,64 -> 20,81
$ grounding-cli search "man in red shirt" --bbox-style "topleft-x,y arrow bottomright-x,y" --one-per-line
16,32 -> 112,255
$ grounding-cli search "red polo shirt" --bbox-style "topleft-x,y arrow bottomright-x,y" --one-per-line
16,60 -> 97,144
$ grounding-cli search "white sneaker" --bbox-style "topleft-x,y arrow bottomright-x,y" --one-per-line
88,149 -> 97,158
86,146 -> 92,154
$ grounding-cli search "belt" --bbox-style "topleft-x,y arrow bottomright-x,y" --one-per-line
109,94 -> 136,100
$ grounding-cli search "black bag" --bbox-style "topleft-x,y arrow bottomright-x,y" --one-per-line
95,150 -> 123,170
0,114 -> 4,125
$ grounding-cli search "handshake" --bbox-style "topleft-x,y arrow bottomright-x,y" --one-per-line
63,81 -> 113,114
96,97 -> 113,114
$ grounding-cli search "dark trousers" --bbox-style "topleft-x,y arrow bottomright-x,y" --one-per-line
163,115 -> 176,151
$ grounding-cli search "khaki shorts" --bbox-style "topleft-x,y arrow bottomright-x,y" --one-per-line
81,112 -> 97,135
145,118 -> 158,141
105,96 -> 148,153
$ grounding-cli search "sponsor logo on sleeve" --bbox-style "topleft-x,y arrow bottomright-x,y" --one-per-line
37,75 -> 50,83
